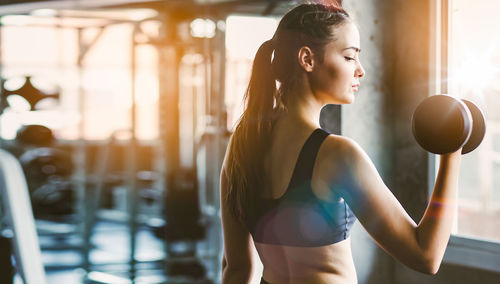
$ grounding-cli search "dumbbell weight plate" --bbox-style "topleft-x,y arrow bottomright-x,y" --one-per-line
412,95 -> 473,154
461,100 -> 486,154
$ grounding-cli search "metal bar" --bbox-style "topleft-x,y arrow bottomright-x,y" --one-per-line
75,27 -> 92,272
78,26 -> 106,64
0,20 -> 4,149
209,15 -> 226,283
127,23 -> 139,277
440,0 -> 449,94
0,0 -> 159,15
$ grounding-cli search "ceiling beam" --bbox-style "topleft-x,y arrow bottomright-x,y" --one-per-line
0,0 -> 161,15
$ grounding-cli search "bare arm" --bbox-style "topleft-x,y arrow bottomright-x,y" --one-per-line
416,152 -> 461,272
327,136 -> 461,274
220,148 -> 256,283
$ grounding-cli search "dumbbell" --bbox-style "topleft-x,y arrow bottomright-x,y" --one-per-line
19,147 -> 73,183
16,124 -> 55,146
412,94 -> 486,154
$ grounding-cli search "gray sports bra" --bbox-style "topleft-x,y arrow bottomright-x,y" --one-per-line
248,128 -> 356,247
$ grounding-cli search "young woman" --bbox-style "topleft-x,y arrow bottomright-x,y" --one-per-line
220,3 -> 461,284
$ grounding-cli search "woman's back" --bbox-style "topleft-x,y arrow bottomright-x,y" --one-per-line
255,240 -> 356,284
254,117 -> 357,283
263,118 -> 337,201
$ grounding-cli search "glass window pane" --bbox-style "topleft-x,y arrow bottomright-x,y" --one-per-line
449,0 -> 500,242
224,15 -> 278,131
0,20 -> 159,141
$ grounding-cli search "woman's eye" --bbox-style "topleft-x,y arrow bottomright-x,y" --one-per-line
344,56 -> 355,61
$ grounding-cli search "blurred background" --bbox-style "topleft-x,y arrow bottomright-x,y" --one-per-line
0,0 -> 499,283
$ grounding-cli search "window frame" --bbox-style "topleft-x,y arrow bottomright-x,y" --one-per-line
432,0 -> 500,272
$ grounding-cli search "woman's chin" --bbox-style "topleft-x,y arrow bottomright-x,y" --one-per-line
320,92 -> 356,105
322,97 -> 352,105
338,96 -> 355,105
345,93 -> 356,104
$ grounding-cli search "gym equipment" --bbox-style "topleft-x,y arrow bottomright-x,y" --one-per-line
0,76 -> 59,112
31,181 -> 75,218
19,147 -> 73,184
16,124 -> 55,147
147,169 -> 210,282
165,260 -> 206,280
18,147 -> 75,218
0,149 -> 47,284
162,169 -> 206,242
412,95 -> 486,154
0,232 -> 15,284
460,100 -> 486,154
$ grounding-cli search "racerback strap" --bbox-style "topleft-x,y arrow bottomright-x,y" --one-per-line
287,128 -> 330,190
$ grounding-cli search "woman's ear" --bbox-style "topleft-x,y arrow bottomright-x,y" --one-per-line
297,46 -> 315,72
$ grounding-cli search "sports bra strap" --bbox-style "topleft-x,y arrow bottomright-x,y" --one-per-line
287,128 -> 330,190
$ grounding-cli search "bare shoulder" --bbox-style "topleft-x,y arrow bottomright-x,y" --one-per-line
320,134 -> 367,165
317,134 -> 373,187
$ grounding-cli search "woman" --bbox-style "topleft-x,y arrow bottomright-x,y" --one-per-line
220,3 -> 461,284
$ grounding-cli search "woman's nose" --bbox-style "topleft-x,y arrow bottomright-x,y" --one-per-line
356,61 -> 365,78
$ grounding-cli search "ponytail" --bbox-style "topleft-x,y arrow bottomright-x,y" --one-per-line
223,3 -> 350,225
224,39 -> 277,224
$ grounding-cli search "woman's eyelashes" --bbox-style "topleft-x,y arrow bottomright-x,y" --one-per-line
344,56 -> 355,62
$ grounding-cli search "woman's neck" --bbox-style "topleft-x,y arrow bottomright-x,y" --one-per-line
281,92 -> 324,129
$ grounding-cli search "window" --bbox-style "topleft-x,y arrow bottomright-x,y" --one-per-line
0,16 -> 159,141
446,0 -> 500,243
436,0 -> 500,271
224,15 -> 278,131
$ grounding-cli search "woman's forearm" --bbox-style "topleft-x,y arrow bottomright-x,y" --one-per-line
416,150 -> 461,273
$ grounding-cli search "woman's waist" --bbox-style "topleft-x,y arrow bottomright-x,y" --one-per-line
256,238 -> 356,283
261,263 -> 357,284
261,272 -> 357,284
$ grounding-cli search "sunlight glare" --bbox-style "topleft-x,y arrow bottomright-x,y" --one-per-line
30,9 -> 57,17
453,48 -> 500,97
225,15 -> 278,59
190,18 -> 216,38
0,15 -> 31,26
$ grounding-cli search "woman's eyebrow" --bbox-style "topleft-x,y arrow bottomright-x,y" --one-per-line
343,46 -> 361,53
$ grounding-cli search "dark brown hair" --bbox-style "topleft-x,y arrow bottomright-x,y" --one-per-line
224,2 -> 350,224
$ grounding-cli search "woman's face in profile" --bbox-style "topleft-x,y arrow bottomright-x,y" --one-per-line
309,22 -> 365,104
